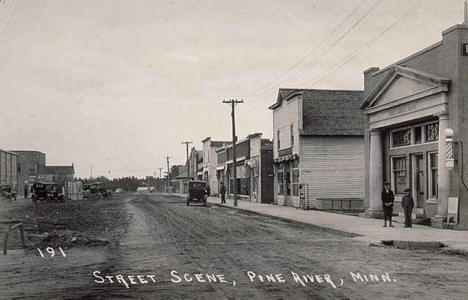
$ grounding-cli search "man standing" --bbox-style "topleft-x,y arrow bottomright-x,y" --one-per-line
381,182 -> 394,227
220,182 -> 226,204
401,188 -> 414,228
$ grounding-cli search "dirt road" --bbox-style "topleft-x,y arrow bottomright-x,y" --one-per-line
1,194 -> 467,299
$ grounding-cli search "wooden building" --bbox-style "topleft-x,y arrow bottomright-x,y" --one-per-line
216,133 -> 273,203
269,89 -> 365,209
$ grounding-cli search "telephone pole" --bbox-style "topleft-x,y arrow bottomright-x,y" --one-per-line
165,156 -> 171,193
222,99 -> 243,206
158,167 -> 163,192
181,141 -> 193,184
465,0 -> 468,25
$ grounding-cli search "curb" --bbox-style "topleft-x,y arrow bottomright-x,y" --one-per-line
208,201 -> 359,238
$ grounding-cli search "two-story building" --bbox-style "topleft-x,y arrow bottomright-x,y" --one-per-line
269,89 -> 365,209
216,133 -> 274,203
361,24 -> 468,229
201,137 -> 231,195
12,150 -> 46,197
188,148 -> 203,181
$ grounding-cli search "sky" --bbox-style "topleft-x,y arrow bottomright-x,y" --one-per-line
0,0 -> 465,178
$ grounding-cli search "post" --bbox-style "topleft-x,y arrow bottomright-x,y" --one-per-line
158,167 -> 163,192
436,113 -> 449,218
465,0 -> 468,25
166,156 -> 171,193
182,141 -> 193,184
223,99 -> 243,206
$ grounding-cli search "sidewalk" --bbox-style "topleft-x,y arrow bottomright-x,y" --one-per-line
163,193 -> 468,254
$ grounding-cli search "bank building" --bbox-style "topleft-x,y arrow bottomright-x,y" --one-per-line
361,23 -> 468,229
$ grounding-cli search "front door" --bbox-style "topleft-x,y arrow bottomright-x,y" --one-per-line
413,154 -> 425,208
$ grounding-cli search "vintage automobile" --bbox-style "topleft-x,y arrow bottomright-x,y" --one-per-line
187,180 -> 208,206
30,181 -> 65,203
83,182 -> 111,199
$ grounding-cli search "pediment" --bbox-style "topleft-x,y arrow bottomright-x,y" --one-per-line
372,75 -> 436,107
361,66 -> 450,111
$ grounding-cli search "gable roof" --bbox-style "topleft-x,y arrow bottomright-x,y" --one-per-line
268,88 -> 302,109
361,65 -> 451,109
45,165 -> 75,175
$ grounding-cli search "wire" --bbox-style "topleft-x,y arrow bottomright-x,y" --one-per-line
308,0 -> 426,86
0,0 -> 16,33
247,0 -> 368,98
249,0 -> 385,102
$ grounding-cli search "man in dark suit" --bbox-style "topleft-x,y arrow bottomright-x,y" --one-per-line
401,188 -> 414,228
381,182 -> 394,227
220,183 -> 226,204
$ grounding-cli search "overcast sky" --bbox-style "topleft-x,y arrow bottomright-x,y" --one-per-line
0,0 -> 464,178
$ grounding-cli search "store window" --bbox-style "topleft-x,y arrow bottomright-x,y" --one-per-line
428,152 -> 438,199
392,129 -> 411,147
292,159 -> 299,196
392,156 -> 407,194
276,169 -> 284,195
425,123 -> 439,142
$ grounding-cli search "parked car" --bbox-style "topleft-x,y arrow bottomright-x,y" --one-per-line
187,180 -> 207,206
30,181 -> 65,203
83,182 -> 111,199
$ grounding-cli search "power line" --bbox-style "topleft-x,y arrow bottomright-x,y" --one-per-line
247,0 -> 368,98
249,0 -> 385,102
309,0 -> 427,86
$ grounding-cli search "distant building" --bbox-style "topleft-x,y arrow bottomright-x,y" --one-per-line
173,165 -> 188,194
201,137 -> 231,195
44,164 -> 75,187
11,150 -> 46,196
216,133 -> 274,203
188,147 -> 203,181
269,89 -> 365,209
0,149 -> 19,197
361,24 -> 468,229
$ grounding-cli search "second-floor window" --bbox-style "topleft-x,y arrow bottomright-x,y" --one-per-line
277,130 -> 280,150
290,124 -> 294,147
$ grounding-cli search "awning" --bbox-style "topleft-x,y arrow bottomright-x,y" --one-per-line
273,154 -> 298,163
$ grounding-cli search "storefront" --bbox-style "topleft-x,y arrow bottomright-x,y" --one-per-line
273,155 -> 299,207
361,22 -> 468,229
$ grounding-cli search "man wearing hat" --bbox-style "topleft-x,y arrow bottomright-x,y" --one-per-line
401,188 -> 414,228
381,182 -> 394,227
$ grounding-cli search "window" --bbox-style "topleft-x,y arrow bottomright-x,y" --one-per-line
414,127 -> 422,144
392,129 -> 411,147
428,152 -> 438,199
290,124 -> 294,147
392,156 -> 407,194
28,164 -> 37,174
425,123 -> 439,142
277,170 -> 284,195
277,130 -> 280,150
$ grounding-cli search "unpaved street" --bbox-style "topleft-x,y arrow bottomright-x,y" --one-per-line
1,194 -> 468,299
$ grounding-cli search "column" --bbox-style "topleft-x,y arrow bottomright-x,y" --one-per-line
436,113 -> 449,218
368,130 -> 383,215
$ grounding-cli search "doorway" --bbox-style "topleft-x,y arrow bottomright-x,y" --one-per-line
412,154 -> 425,208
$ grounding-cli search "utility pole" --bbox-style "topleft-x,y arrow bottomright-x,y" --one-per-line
181,141 -> 193,184
222,99 -> 243,206
165,156 -> 171,193
158,167 -> 163,192
465,0 -> 468,25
